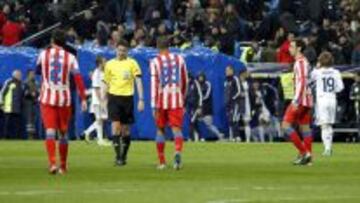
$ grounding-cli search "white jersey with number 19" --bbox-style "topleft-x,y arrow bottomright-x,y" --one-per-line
311,67 -> 344,125
311,67 -> 344,100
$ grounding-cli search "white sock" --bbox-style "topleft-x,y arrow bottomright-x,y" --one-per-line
327,126 -> 334,151
203,116 -> 222,138
321,125 -> 333,151
275,120 -> 282,138
84,122 -> 97,135
268,127 -> 274,142
96,120 -> 104,142
245,125 -> 251,143
229,127 -> 234,141
258,126 -> 265,143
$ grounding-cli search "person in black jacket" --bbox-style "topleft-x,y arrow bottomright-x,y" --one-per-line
185,73 -> 202,141
197,73 -> 224,141
350,73 -> 360,138
186,72 -> 224,141
0,70 -> 23,139
261,82 -> 282,141
224,66 -> 241,141
250,81 -> 271,143
23,69 -> 39,139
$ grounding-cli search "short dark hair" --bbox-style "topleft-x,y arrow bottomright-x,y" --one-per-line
51,29 -> 66,46
26,69 -> 34,76
318,51 -> 334,67
294,38 -> 306,53
117,39 -> 129,48
157,36 -> 169,50
95,55 -> 105,67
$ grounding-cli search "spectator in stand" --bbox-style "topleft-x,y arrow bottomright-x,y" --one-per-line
338,35 -> 353,64
0,3 -> 10,43
352,39 -> 360,65
303,36 -> 318,66
219,26 -> 236,56
95,20 -> 110,46
108,30 -> 121,48
276,32 -> 295,64
130,27 -> 148,48
74,9 -> 97,42
1,15 -> 25,46
317,18 -> 337,52
223,3 -> 241,41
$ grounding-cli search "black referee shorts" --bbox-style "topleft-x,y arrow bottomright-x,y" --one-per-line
107,94 -> 134,124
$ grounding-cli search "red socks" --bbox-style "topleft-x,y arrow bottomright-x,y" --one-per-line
59,142 -> 68,170
45,135 -> 69,170
156,142 -> 166,164
289,131 -> 307,155
287,126 -> 313,155
303,136 -> 313,154
174,136 -> 183,153
155,131 -> 184,165
45,139 -> 56,166
156,134 -> 166,164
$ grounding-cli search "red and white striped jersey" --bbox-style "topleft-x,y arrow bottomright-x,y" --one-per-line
37,46 -> 80,107
293,55 -> 313,107
150,52 -> 188,110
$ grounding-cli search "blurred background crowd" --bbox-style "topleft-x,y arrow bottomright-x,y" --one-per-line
1,0 -> 360,65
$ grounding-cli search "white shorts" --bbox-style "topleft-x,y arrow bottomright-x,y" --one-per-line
240,107 -> 251,123
90,104 -> 108,120
315,99 -> 336,125
258,107 -> 271,123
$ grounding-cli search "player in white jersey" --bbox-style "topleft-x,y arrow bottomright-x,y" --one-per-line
311,52 -> 344,156
83,56 -> 111,146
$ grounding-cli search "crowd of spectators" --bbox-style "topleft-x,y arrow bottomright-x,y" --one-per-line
1,0 -> 360,65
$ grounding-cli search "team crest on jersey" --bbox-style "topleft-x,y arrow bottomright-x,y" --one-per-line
160,66 -> 179,87
122,70 -> 131,80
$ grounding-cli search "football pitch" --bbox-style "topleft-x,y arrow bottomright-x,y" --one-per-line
0,141 -> 359,203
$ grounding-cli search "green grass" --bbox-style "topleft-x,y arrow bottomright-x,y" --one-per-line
0,141 -> 360,203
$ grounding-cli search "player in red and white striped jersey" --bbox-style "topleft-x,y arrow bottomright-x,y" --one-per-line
282,39 -> 314,166
37,30 -> 87,174
150,36 -> 188,170
293,55 -> 313,108
150,53 -> 187,109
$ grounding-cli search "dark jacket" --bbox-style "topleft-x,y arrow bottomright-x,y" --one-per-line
224,76 -> 241,107
199,80 -> 213,116
186,78 -> 202,109
350,82 -> 360,101
23,78 -> 38,103
261,83 -> 280,115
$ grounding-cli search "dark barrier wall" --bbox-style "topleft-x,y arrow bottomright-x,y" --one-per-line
0,45 -> 245,140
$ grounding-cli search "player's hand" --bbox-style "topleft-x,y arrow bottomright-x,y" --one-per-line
292,101 -> 299,110
81,100 -> 88,112
100,99 -> 107,109
138,100 -> 144,112
196,108 -> 202,116
152,109 -> 158,118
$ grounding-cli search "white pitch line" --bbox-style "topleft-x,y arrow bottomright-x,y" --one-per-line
0,188 -> 142,196
208,195 -> 360,203
14,190 -> 64,196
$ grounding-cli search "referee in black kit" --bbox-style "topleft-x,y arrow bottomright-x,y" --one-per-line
103,39 -> 144,166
